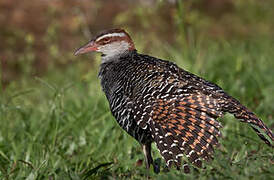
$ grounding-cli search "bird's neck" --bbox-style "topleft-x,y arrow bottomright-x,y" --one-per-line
101,49 -> 136,63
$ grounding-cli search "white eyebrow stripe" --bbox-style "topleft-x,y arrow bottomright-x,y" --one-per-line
96,33 -> 126,42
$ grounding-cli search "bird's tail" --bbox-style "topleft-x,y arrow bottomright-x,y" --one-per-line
223,97 -> 274,147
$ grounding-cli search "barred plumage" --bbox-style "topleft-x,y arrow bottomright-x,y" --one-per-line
75,28 -> 274,173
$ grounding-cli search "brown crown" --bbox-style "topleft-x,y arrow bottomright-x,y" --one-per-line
94,28 -> 135,50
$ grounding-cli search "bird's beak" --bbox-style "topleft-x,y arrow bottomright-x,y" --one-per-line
74,40 -> 98,56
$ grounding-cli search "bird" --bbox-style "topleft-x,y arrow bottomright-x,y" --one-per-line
74,28 -> 274,173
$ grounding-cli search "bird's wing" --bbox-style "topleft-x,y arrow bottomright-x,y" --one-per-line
149,92 -> 224,169
128,62 -> 226,169
129,58 -> 273,170
130,80 -> 224,169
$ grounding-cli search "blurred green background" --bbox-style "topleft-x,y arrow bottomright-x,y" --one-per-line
0,0 -> 273,179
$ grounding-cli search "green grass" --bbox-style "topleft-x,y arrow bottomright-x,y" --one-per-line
1,38 -> 273,180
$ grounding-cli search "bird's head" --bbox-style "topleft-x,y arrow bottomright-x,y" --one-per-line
74,28 -> 135,62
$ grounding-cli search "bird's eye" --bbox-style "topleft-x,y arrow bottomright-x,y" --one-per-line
103,38 -> 111,44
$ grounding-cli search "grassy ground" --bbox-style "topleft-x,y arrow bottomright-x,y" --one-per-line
0,38 -> 273,180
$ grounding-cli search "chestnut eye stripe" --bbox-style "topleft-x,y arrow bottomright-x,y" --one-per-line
97,37 -> 111,45
97,36 -> 130,46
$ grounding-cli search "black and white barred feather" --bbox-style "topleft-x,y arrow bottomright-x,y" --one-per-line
98,50 -> 273,171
